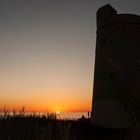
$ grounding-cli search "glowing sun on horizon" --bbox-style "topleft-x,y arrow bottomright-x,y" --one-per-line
56,110 -> 60,114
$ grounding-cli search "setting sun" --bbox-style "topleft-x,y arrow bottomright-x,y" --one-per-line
56,110 -> 60,114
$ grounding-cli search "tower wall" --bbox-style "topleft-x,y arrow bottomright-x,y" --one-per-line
91,4 -> 140,128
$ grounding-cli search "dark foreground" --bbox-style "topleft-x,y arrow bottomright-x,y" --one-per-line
0,115 -> 139,140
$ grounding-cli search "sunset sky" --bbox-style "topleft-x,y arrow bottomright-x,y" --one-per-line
0,0 -> 140,112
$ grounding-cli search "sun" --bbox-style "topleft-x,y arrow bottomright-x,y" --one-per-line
56,110 -> 60,114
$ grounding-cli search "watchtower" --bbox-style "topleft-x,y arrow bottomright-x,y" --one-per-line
92,4 -> 140,128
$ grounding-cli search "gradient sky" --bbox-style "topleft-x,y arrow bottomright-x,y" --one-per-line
0,0 -> 140,112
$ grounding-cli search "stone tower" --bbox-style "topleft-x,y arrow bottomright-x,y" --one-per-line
91,4 -> 140,128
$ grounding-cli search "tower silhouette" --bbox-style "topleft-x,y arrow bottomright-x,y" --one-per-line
92,4 -> 140,128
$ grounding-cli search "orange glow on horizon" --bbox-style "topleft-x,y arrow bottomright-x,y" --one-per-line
0,100 -> 91,113
0,86 -> 92,113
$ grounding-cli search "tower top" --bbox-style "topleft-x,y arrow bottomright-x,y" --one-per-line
97,4 -> 140,29
97,4 -> 117,28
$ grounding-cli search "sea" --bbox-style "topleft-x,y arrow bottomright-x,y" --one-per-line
56,112 -> 89,120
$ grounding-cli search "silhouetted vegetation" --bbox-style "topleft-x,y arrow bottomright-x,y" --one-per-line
0,108 -> 139,140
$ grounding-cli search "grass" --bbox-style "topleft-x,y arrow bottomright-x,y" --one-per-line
0,108 -> 139,140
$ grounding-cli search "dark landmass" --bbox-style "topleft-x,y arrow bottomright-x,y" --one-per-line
0,113 -> 139,140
